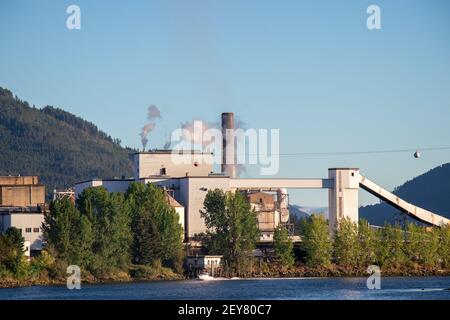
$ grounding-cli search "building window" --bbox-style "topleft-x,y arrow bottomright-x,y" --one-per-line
25,228 -> 32,233
33,228 -> 40,233
160,168 -> 166,175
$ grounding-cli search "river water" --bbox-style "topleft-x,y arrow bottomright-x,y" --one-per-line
0,277 -> 449,300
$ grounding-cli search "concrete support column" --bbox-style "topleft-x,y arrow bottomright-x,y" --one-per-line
328,168 -> 360,235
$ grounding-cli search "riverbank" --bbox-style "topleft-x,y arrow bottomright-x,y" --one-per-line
207,263 -> 450,279
251,265 -> 450,278
2,264 -> 450,289
0,267 -> 184,289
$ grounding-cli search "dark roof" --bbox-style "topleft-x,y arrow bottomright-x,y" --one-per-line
141,175 -> 230,180
165,193 -> 183,207
0,206 -> 47,214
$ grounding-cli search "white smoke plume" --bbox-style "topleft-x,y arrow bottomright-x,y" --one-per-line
181,120 -> 219,148
140,104 -> 161,151
231,116 -> 248,177
166,116 -> 247,177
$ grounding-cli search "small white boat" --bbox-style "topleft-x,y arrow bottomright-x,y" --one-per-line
197,270 -> 229,281
198,273 -> 216,281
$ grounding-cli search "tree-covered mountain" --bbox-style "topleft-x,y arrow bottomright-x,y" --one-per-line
289,205 -> 328,220
0,87 -> 134,199
360,163 -> 450,226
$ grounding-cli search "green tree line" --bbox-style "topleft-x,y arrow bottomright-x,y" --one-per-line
1,183 -> 184,282
201,189 -> 295,274
300,215 -> 450,271
42,183 -> 184,279
0,227 -> 56,280
200,189 -> 260,276
200,189 -> 450,275
2,186 -> 450,282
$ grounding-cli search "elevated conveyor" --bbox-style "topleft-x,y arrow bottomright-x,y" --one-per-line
359,175 -> 449,227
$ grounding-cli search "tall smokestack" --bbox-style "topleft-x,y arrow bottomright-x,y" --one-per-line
221,112 -> 236,178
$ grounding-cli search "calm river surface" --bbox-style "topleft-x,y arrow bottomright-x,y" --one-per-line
1,277 -> 450,300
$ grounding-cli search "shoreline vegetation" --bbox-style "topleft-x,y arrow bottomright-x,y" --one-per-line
2,265 -> 450,289
1,186 -> 450,289
0,267 -> 184,289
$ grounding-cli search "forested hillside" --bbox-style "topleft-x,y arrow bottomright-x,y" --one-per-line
0,87 -> 134,199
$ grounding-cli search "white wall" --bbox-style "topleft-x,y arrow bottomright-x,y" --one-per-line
134,152 -> 214,179
175,207 -> 185,233
74,180 -> 132,199
101,180 -> 133,193
328,168 -> 360,234
2,213 -> 45,250
74,180 -> 102,199
186,256 -> 222,268
24,241 -> 30,258
184,177 -> 231,239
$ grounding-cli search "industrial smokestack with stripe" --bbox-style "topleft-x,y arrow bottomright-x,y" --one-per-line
221,112 -> 236,178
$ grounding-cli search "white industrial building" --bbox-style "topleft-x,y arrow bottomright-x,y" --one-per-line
186,255 -> 222,269
74,112 -> 450,243
0,212 -> 44,252
0,176 -> 46,254
75,149 -> 302,241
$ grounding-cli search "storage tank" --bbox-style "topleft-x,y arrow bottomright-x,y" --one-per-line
277,188 -> 289,223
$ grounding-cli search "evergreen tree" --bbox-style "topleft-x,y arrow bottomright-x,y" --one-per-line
201,190 -> 259,275
0,227 -> 25,274
131,210 -> 160,265
357,219 -> 376,267
404,223 -> 440,268
5,227 -> 24,252
107,193 -> 133,268
69,214 -> 94,268
405,222 -> 423,267
274,225 -> 295,268
77,187 -> 132,276
43,198 -> 77,261
423,227 -> 440,268
300,214 -> 332,267
126,183 -> 183,270
376,224 -> 406,268
43,198 -> 94,270
439,224 -> 450,268
201,189 -> 228,255
333,217 -> 359,267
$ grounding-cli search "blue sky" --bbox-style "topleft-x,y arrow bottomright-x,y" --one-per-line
1,0 -> 450,206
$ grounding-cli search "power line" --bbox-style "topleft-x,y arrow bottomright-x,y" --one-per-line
234,146 -> 450,157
